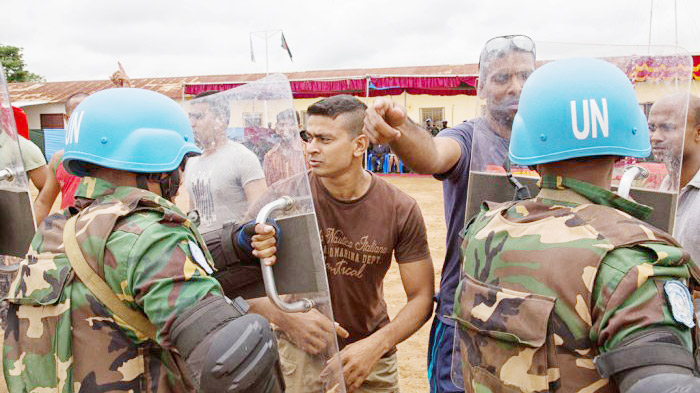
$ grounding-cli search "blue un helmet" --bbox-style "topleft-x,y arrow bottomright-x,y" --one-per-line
63,88 -> 201,176
62,88 -> 201,200
509,58 -> 650,165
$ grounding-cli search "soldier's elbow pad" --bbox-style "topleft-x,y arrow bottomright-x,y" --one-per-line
170,296 -> 285,393
625,373 -> 700,393
594,327 -> 697,392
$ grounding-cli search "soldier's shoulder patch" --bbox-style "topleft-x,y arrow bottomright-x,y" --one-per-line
664,280 -> 695,328
188,240 -> 213,275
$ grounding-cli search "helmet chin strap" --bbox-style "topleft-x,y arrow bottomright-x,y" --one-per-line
135,169 -> 181,202
159,169 -> 181,201
135,174 -> 150,192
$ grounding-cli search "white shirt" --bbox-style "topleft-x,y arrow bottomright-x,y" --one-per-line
184,140 -> 265,232
675,168 -> 700,264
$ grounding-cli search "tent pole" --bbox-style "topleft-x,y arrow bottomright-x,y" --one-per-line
364,75 -> 370,169
265,32 -> 269,76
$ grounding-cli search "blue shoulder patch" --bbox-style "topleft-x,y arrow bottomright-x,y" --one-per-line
664,280 -> 695,328
188,240 -> 213,275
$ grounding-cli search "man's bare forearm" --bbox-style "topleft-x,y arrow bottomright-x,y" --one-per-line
33,176 -> 61,225
247,297 -> 285,325
390,118 -> 445,174
33,198 -> 51,226
364,289 -> 433,355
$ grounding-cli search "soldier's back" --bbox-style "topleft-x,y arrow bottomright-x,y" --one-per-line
455,197 -> 690,392
3,184 -> 217,392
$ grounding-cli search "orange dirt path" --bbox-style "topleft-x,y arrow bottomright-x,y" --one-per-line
380,175 -> 445,393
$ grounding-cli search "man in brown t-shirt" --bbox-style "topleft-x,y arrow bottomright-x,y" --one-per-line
251,95 -> 434,392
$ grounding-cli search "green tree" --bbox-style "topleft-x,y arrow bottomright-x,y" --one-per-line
0,45 -> 43,82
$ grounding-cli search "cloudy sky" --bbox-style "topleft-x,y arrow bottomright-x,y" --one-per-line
3,0 -> 700,82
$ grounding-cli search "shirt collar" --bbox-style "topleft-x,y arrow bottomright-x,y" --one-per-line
536,175 -> 653,220
74,177 -> 118,200
687,167 -> 700,189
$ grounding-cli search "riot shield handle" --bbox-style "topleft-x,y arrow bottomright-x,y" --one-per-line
256,196 -> 315,313
503,159 -> 532,201
618,165 -> 650,199
0,167 -> 16,182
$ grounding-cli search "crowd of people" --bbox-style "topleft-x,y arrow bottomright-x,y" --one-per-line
2,34 -> 700,393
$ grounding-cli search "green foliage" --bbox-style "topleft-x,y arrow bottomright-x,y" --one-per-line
0,44 -> 43,82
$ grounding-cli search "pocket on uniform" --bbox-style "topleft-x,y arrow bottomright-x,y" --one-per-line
453,275 -> 556,393
5,253 -> 72,305
2,253 -> 73,390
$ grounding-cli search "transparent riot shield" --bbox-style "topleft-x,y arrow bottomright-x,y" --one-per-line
0,68 -> 35,326
183,74 -> 345,393
453,44 -> 692,388
0,68 -> 35,267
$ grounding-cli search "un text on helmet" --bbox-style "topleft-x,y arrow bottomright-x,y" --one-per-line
570,98 -> 609,140
65,110 -> 84,145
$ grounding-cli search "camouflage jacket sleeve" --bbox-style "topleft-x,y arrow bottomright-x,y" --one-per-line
590,242 -> 693,353
104,212 -> 224,347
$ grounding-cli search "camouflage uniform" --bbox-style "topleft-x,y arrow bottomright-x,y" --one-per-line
3,176 -> 222,392
453,175 -> 699,393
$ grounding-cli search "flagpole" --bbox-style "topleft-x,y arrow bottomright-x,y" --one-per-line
265,32 -> 269,76
647,0 -> 654,50
674,0 -> 678,48
364,75 -> 370,169
365,75 -> 370,103
249,29 -> 287,75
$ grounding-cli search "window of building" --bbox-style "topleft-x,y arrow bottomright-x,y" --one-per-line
40,113 -> 65,129
420,107 -> 444,124
243,112 -> 262,127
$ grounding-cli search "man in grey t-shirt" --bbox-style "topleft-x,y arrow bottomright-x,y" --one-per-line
649,93 -> 700,263
184,91 -> 267,232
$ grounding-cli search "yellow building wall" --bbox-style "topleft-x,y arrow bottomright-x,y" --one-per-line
20,79 -> 700,136
22,103 -> 66,129
292,93 -> 480,129
635,79 -> 700,103
293,79 -> 700,131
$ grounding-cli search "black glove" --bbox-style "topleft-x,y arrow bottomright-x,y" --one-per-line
235,218 -> 282,259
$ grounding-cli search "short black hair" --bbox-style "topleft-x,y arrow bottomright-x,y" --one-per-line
307,95 -> 367,137
191,90 -> 230,122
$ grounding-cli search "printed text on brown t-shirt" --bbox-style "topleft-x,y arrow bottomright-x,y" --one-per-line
321,228 -> 389,279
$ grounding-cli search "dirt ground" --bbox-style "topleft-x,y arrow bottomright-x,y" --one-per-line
187,174 -> 444,392
38,174 -> 445,392
379,175 -> 445,393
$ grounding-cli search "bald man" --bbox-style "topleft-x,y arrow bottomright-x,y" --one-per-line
648,93 -> 700,262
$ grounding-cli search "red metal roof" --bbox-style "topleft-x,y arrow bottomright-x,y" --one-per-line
15,54 -> 699,106
8,63 -> 478,105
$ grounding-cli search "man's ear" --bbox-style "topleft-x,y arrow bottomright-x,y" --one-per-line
694,123 -> 700,144
353,133 -> 368,157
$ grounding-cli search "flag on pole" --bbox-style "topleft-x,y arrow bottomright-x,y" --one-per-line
281,32 -> 293,61
250,34 -> 256,62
